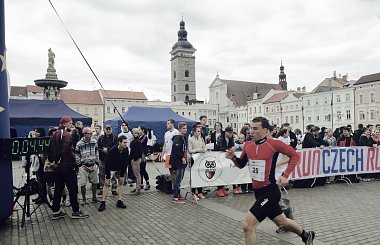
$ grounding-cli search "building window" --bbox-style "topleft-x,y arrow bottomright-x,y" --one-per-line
266,107 -> 269,113
370,93 -> 375,103
84,107 -> 88,114
316,115 -> 320,121
285,116 -> 288,123
94,120 -> 98,125
296,115 -> 299,123
75,107 -> 80,113
290,105 -> 293,110
174,85 -> 176,92
113,107 -> 117,113
307,116 -> 312,122
216,92 -> 218,100
259,107 -> 261,113
346,110 -> 351,120
370,109 -> 377,120
173,71 -> 176,78
296,104 -> 298,109
336,95 -> 341,103
254,107 -> 257,113
277,105 -> 280,112
359,94 -> 364,104
271,106 -> 274,113
359,111 -> 365,120
185,84 -> 189,91
315,99 -> 319,105
213,110 -> 216,116
307,100 -> 311,106
249,108 -> 252,114
324,97 -> 328,104
94,108 -> 98,115
185,70 -> 189,77
325,114 -> 331,121
121,107 -> 125,113
336,110 -> 342,120
189,112 -> 191,116
185,95 -> 189,101
346,94 -> 350,101
173,96 -> 176,102
106,106 -> 110,114
182,112 -> 184,116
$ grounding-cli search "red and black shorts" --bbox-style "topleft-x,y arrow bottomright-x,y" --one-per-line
249,184 -> 282,222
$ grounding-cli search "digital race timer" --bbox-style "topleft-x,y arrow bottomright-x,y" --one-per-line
0,137 -> 50,158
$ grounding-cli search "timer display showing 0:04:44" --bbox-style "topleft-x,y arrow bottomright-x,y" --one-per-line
11,137 -> 51,156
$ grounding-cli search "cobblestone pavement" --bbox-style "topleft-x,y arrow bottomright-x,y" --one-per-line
1,160 -> 380,244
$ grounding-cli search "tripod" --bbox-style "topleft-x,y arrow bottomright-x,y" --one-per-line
13,155 -> 52,228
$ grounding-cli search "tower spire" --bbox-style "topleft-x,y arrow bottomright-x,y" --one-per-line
279,60 -> 287,90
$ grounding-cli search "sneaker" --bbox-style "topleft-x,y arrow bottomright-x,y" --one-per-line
217,189 -> 225,197
172,198 -> 185,204
116,200 -> 127,209
91,197 -> 98,203
222,189 -> 229,196
144,184 -> 151,191
112,190 -> 118,195
192,194 -> 200,201
52,211 -> 67,220
98,201 -> 106,212
71,210 -> 89,219
303,231 -> 315,245
233,189 -> 240,194
178,194 -> 185,200
276,227 -> 289,233
197,193 -> 206,199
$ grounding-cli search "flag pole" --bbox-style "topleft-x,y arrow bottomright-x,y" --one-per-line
0,0 -> 14,224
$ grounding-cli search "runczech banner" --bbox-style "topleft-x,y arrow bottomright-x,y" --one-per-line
191,147 -> 380,188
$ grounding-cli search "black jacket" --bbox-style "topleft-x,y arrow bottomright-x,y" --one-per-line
215,134 -> 234,152
105,145 -> 129,179
289,131 -> 297,149
98,134 -> 118,160
130,137 -> 143,161
302,132 -> 320,148
359,135 -> 374,147
353,129 -> 364,145
169,135 -> 187,170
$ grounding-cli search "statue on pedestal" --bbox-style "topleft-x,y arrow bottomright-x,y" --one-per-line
48,48 -> 55,68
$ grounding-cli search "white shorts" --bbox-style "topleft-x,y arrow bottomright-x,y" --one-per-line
79,165 -> 99,186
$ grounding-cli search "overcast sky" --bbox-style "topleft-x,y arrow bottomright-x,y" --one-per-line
5,0 -> 380,101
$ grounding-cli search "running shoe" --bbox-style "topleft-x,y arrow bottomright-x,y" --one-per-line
98,201 -> 106,212
52,211 -> 67,220
116,200 -> 127,209
71,210 -> 89,219
303,230 -> 315,245
172,198 -> 185,204
192,194 -> 199,201
197,193 -> 206,199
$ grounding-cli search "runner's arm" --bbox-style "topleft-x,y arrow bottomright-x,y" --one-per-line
275,142 -> 300,178
231,152 -> 248,169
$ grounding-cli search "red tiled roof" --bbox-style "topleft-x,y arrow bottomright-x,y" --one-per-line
100,90 -> 147,100
355,72 -> 380,85
263,92 -> 289,104
60,89 -> 103,105
10,86 -> 27,97
26,85 -> 43,93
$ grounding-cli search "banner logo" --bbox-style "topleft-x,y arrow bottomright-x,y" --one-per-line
197,154 -> 223,182
205,160 -> 216,179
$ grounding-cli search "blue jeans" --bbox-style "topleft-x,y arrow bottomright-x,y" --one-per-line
173,167 -> 185,198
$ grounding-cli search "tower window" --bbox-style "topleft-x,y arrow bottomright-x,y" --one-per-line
173,71 -> 176,79
173,96 -> 176,102
185,95 -> 189,101
174,85 -> 176,92
185,84 -> 189,91
185,70 -> 189,77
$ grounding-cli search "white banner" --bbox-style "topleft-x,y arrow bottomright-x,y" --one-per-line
191,152 -> 250,188
191,147 -> 380,187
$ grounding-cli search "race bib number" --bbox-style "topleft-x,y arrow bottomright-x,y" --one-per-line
248,160 -> 266,181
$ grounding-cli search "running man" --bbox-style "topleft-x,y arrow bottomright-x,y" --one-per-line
226,117 -> 315,245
